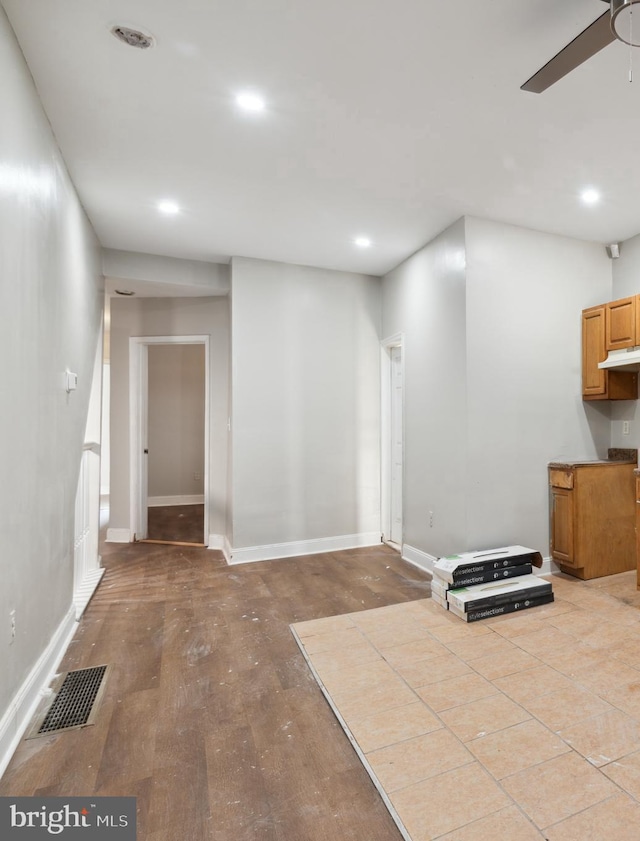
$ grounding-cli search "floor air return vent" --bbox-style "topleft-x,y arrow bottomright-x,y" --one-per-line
28,664 -> 110,738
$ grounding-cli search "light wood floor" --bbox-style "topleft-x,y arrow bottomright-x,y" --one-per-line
0,540 -> 430,840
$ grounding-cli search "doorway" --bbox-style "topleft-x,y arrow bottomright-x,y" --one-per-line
130,335 -> 210,546
381,336 -> 403,548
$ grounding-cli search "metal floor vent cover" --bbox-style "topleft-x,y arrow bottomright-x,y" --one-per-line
28,664 -> 111,738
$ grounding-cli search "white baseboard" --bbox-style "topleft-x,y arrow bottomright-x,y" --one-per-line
402,545 -> 559,579
401,544 -> 437,575
208,534 -> 233,564
228,532 -> 381,565
148,495 -> 204,507
106,528 -> 131,543
73,568 -> 105,620
0,606 -> 77,780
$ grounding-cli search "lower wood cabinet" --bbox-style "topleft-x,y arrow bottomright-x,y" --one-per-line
549,461 -> 636,580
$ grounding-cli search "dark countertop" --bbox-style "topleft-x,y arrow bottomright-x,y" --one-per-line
550,448 -> 637,470
550,459 -> 636,469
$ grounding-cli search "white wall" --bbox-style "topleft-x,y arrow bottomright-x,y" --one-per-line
109,296 -> 229,539
0,5 -> 103,736
103,248 -> 230,295
382,219 -> 468,558
147,344 -> 206,499
230,257 -> 381,550
465,217 -> 612,552
382,217 -> 612,561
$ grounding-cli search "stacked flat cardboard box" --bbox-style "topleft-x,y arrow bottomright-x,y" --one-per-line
431,546 -> 552,622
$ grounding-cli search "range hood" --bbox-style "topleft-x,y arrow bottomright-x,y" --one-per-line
599,347 -> 640,371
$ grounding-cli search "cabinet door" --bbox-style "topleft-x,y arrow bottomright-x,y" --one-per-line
606,296 -> 636,350
551,487 -> 574,566
582,306 -> 607,397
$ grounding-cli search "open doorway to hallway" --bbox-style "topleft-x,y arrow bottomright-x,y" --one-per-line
130,335 -> 210,547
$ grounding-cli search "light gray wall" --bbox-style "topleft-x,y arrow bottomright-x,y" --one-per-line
465,217 -> 612,552
109,296 -> 229,537
382,219 -> 468,557
103,249 -> 230,296
147,344 -> 206,498
0,7 -> 103,719
230,257 -> 381,549
611,232 -> 640,447
382,217 -> 612,559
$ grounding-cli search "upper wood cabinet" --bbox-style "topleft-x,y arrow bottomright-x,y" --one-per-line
606,296 -> 637,350
582,304 -> 638,400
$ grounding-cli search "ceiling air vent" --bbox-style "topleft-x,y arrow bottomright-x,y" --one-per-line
111,26 -> 154,49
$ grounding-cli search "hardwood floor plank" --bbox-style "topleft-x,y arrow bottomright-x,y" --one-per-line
0,542 -> 427,841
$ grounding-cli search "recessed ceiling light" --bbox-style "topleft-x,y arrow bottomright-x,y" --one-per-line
580,188 -> 600,206
354,236 -> 372,248
236,91 -> 266,113
157,200 -> 180,215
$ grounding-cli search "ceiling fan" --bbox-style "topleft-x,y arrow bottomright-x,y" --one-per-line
522,0 -> 640,92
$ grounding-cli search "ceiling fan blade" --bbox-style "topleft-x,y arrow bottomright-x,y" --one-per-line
521,10 -> 615,93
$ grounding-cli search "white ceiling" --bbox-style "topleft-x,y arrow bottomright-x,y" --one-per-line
4,0 -> 640,277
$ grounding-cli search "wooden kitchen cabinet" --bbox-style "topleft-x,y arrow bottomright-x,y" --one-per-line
582,305 -> 637,400
549,460 -> 636,579
606,295 -> 637,350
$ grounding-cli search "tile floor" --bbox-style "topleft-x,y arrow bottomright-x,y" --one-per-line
291,571 -> 640,840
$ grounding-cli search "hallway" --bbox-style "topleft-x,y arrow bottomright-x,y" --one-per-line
0,542 -> 429,840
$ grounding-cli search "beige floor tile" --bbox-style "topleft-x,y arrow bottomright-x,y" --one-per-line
393,652 -> 472,688
389,762 -> 510,840
445,634 -> 518,663
601,748 -> 640,798
416,672 -> 499,713
541,644 -> 611,677
572,657 -> 640,695
427,621 -> 494,644
314,658 -> 394,696
493,665 -> 574,703
471,647 -> 541,680
366,728 -> 473,792
292,613 -> 355,637
581,622 -> 637,651
436,805 -> 546,841
306,640 -> 381,674
331,673 -> 419,720
467,718 -> 571,779
297,625 -> 366,654
366,622 -> 435,651
603,637 -> 640,668
522,685 -> 614,732
600,681 -> 640,718
439,693 -> 531,742
381,636 -> 450,667
348,603 -> 420,631
558,709 -> 640,767
484,614 -> 547,639
509,626 -> 576,656
349,701 -> 443,753
544,793 -> 640,841
501,752 -> 619,829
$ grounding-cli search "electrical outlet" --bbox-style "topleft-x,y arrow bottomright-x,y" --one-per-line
429,511 -> 434,528
623,421 -> 630,435
9,610 -> 15,644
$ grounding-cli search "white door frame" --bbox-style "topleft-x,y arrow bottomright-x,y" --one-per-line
129,335 -> 210,542
380,333 -> 404,547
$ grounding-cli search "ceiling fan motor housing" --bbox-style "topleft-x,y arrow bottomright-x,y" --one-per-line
611,0 -> 640,47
